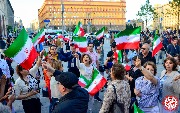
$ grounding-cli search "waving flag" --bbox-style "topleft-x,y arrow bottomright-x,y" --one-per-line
74,21 -> 85,37
32,28 -> 45,46
4,29 -> 38,70
96,27 -> 105,40
114,50 -> 122,63
115,27 -> 141,50
78,69 -> 107,96
152,34 -> 163,57
73,36 -> 87,53
134,103 -> 144,113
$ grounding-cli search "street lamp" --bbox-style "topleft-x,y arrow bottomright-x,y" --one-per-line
61,0 -> 64,36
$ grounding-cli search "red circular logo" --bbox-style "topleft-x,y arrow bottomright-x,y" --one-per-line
162,95 -> 179,111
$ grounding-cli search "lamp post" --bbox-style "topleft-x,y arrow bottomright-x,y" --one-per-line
61,0 -> 64,36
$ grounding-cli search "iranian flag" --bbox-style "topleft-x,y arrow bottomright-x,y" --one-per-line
114,50 -> 122,63
96,27 -> 105,40
78,69 -> 107,96
115,27 -> 141,50
32,28 -> 45,46
152,34 -> 163,57
4,29 -> 38,70
73,36 -> 87,53
74,21 -> 85,37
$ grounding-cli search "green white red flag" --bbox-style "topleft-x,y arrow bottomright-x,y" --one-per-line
115,27 -> 141,50
74,21 -> 85,37
4,29 -> 38,70
96,27 -> 105,40
73,36 -> 87,53
78,69 -> 107,96
113,50 -> 122,63
152,34 -> 163,57
32,28 -> 45,46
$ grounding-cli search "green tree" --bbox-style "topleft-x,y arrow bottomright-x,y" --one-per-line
91,25 -> 97,33
83,25 -> 87,33
126,24 -> 133,29
166,0 -> 180,30
137,0 -> 157,27
70,24 -> 76,32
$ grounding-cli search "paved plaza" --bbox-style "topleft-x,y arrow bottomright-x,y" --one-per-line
12,39 -> 165,113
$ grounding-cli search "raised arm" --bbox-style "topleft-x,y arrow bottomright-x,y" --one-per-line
135,58 -> 157,85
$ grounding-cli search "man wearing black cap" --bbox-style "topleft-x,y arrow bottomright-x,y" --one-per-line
58,42 -> 81,77
42,63 -> 89,113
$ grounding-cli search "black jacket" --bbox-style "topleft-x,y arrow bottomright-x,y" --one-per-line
167,44 -> 180,57
139,51 -> 156,65
52,70 -> 89,113
0,40 -> 6,49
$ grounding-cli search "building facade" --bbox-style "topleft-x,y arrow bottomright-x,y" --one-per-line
153,3 -> 179,31
6,0 -> 14,28
38,0 -> 126,31
0,0 -> 14,36
30,19 -> 39,32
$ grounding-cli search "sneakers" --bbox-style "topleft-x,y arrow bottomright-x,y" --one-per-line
94,97 -> 102,102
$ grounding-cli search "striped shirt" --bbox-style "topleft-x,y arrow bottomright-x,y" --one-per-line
135,76 -> 160,108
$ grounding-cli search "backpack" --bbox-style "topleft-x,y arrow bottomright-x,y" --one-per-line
109,84 -> 124,113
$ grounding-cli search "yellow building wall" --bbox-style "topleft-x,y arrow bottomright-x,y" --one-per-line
38,0 -> 126,30
153,3 -> 179,30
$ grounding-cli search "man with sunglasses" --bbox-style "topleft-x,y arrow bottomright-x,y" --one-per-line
139,43 -> 156,65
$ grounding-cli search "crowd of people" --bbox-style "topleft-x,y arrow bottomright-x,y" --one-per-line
0,28 -> 180,113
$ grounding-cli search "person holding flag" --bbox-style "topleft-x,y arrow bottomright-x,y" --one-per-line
14,52 -> 44,113
74,53 -> 94,113
58,42 -> 81,78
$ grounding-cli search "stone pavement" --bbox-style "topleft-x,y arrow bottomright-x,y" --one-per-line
11,39 -> 165,113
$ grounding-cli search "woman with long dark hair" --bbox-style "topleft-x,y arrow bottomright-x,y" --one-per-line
14,56 -> 42,113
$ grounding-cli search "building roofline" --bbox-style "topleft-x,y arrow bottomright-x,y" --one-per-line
7,0 -> 14,14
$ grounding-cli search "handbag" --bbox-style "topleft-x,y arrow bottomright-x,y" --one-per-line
109,84 -> 124,113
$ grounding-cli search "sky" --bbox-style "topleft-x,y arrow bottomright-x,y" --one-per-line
9,0 -> 170,28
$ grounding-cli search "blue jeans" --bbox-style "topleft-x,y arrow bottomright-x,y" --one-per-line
49,97 -> 59,113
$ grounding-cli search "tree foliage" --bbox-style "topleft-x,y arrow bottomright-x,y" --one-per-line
91,25 -> 97,33
137,0 -> 157,27
70,24 -> 76,32
126,24 -> 134,29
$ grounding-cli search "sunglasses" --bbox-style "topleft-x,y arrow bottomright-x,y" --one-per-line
141,48 -> 146,50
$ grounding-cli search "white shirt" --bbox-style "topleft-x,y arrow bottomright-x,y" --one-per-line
0,59 -> 10,78
50,76 -> 62,99
14,65 -> 40,100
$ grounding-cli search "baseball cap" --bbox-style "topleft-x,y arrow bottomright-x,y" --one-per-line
111,42 -> 116,48
55,72 -> 78,89
70,42 -> 75,46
